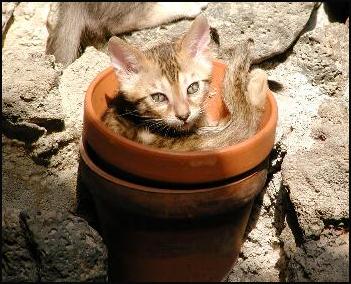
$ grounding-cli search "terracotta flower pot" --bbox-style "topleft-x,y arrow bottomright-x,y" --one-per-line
79,61 -> 278,282
82,61 -> 277,184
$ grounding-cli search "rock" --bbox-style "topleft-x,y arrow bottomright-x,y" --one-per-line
2,2 -> 51,52
227,171 -> 285,282
122,2 -> 317,64
292,23 -> 349,97
268,142 -> 287,176
310,99 -> 349,142
2,120 -> 46,144
2,2 -> 19,34
279,64 -> 349,279
59,46 -> 110,137
2,135 -> 77,212
2,208 -> 108,282
237,16 -> 349,283
20,209 -> 108,282
281,97 -> 349,239
29,131 -> 75,166
2,6 -> 110,215
2,208 -> 38,282
25,46 -> 110,166
2,51 -> 65,144
259,58 -> 328,155
282,226 -> 349,282
205,2 -> 317,63
259,21 -> 349,158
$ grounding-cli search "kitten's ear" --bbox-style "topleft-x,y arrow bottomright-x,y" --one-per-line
108,36 -> 143,77
181,14 -> 211,58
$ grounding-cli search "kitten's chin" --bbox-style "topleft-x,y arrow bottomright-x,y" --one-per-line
168,115 -> 202,133
169,120 -> 197,134
179,122 -> 194,131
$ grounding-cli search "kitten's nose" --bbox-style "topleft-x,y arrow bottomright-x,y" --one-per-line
176,112 -> 190,122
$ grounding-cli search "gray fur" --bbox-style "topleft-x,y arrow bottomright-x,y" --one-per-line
46,3 -> 206,65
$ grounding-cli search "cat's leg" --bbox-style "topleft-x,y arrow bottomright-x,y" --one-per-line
247,68 -> 269,109
46,3 -> 86,66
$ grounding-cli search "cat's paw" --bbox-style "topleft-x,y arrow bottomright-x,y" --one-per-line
247,68 -> 269,109
179,2 -> 209,18
197,2 -> 209,10
156,2 -> 208,19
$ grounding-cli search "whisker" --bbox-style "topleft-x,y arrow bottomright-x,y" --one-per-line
113,109 -> 139,117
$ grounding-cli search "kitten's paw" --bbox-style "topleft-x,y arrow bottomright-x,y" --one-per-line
247,69 -> 269,109
137,129 -> 156,145
203,117 -> 219,127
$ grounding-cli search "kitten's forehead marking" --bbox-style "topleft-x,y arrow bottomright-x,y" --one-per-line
146,42 -> 180,84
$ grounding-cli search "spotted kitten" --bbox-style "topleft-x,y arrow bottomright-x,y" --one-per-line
102,15 -> 269,151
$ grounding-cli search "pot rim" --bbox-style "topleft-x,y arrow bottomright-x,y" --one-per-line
79,139 -> 266,195
85,63 -> 278,159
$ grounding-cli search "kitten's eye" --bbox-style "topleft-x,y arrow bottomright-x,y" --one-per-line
187,82 -> 199,95
151,92 -> 168,103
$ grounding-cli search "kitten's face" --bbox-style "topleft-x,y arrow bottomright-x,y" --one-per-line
108,15 -> 212,134
118,50 -> 212,132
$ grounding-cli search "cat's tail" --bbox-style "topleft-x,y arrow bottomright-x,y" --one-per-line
198,39 -> 261,148
221,39 -> 254,128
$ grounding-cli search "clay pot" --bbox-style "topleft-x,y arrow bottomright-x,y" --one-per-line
82,61 -> 277,184
79,143 -> 268,281
79,61 -> 278,282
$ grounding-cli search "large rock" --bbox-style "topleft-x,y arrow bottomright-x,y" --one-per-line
204,2 -> 317,63
2,2 -> 19,34
278,21 -> 349,283
21,209 -> 108,282
279,21 -> 349,239
260,22 -> 349,154
227,169 -> 286,282
2,2 -> 51,52
2,208 -> 38,282
2,132 -> 80,212
1,1 -> 110,214
123,2 -> 317,64
228,17 -> 349,281
281,224 -> 349,282
281,98 -> 349,239
59,47 -> 110,137
29,46 -> 110,166
292,23 -> 349,97
1,208 -> 108,282
2,51 -> 64,143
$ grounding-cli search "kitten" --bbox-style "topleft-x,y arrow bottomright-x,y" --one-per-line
46,2 -> 208,65
102,15 -> 268,151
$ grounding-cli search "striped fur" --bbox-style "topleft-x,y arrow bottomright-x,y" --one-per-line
103,17 -> 268,151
